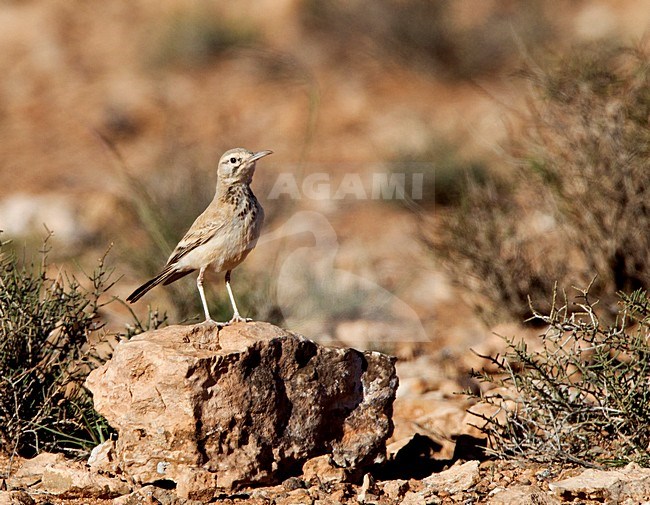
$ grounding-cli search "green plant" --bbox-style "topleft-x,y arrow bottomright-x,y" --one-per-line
0,234 -> 115,457
0,234 -> 168,459
470,285 -> 650,467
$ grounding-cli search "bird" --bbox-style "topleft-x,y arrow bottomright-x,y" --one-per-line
126,147 -> 272,325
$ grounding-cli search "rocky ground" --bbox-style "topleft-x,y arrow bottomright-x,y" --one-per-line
4,322 -> 650,505
4,447 -> 650,504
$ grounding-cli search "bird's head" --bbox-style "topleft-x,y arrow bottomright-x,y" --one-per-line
217,148 -> 272,185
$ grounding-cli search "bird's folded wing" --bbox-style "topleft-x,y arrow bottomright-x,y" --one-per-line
166,220 -> 225,265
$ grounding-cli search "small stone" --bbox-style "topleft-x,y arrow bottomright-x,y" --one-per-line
420,460 -> 480,496
0,491 -> 35,505
357,473 -> 378,503
549,463 -> 650,503
329,487 -> 349,504
302,455 -> 346,485
282,476 -> 306,491
88,439 -> 119,474
488,485 -> 560,505
275,488 -> 313,505
401,490 -> 438,505
380,479 -> 409,500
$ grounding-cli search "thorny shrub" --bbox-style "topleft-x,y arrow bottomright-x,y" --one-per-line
0,234 -> 165,458
470,285 -> 650,467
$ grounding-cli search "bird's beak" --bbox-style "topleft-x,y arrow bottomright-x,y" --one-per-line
249,150 -> 273,163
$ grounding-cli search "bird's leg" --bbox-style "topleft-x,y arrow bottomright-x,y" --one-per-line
196,266 -> 215,323
225,270 -> 252,324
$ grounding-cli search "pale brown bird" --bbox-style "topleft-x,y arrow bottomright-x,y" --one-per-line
126,148 -> 272,325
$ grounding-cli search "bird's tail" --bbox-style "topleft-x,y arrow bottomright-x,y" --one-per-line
126,266 -> 192,303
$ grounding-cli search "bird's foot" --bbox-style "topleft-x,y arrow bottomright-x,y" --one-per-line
228,314 -> 253,325
201,316 -> 251,328
202,318 -> 226,328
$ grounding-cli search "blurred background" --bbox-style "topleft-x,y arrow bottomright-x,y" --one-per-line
0,0 -> 648,367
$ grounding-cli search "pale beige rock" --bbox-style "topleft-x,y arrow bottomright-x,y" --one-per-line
88,439 -> 120,474
41,463 -> 129,497
396,461 -> 479,504
7,452 -> 64,489
420,460 -> 480,498
357,473 -> 378,504
401,490 -> 438,505
275,488 -> 313,505
7,451 -> 128,499
549,463 -> 650,503
380,479 -> 409,501
302,455 -> 346,485
112,485 -> 200,505
488,485 -> 560,505
0,491 -> 35,505
86,322 -> 397,496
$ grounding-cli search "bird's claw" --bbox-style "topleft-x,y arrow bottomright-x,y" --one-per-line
202,315 -> 251,328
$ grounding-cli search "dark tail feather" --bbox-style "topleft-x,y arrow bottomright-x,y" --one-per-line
162,269 -> 193,286
126,266 -> 193,303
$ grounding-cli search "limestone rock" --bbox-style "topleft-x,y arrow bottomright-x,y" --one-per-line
488,485 -> 560,505
380,479 -> 409,501
40,464 -> 130,498
421,460 -> 480,494
549,463 -> 650,503
302,455 -> 347,485
7,452 -> 129,499
112,485 -> 202,505
401,490 -> 439,505
88,439 -> 120,475
7,453 -> 64,489
0,491 -> 34,505
86,322 -> 397,495
408,460 -> 479,503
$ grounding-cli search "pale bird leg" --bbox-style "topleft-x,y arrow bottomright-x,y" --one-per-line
225,270 -> 251,323
196,266 -> 213,322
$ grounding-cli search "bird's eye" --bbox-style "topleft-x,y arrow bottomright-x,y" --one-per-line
230,157 -> 237,164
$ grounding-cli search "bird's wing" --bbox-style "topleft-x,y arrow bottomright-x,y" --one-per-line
165,208 -> 226,266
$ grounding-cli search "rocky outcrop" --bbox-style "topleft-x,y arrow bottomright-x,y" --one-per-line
85,321 -> 398,498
